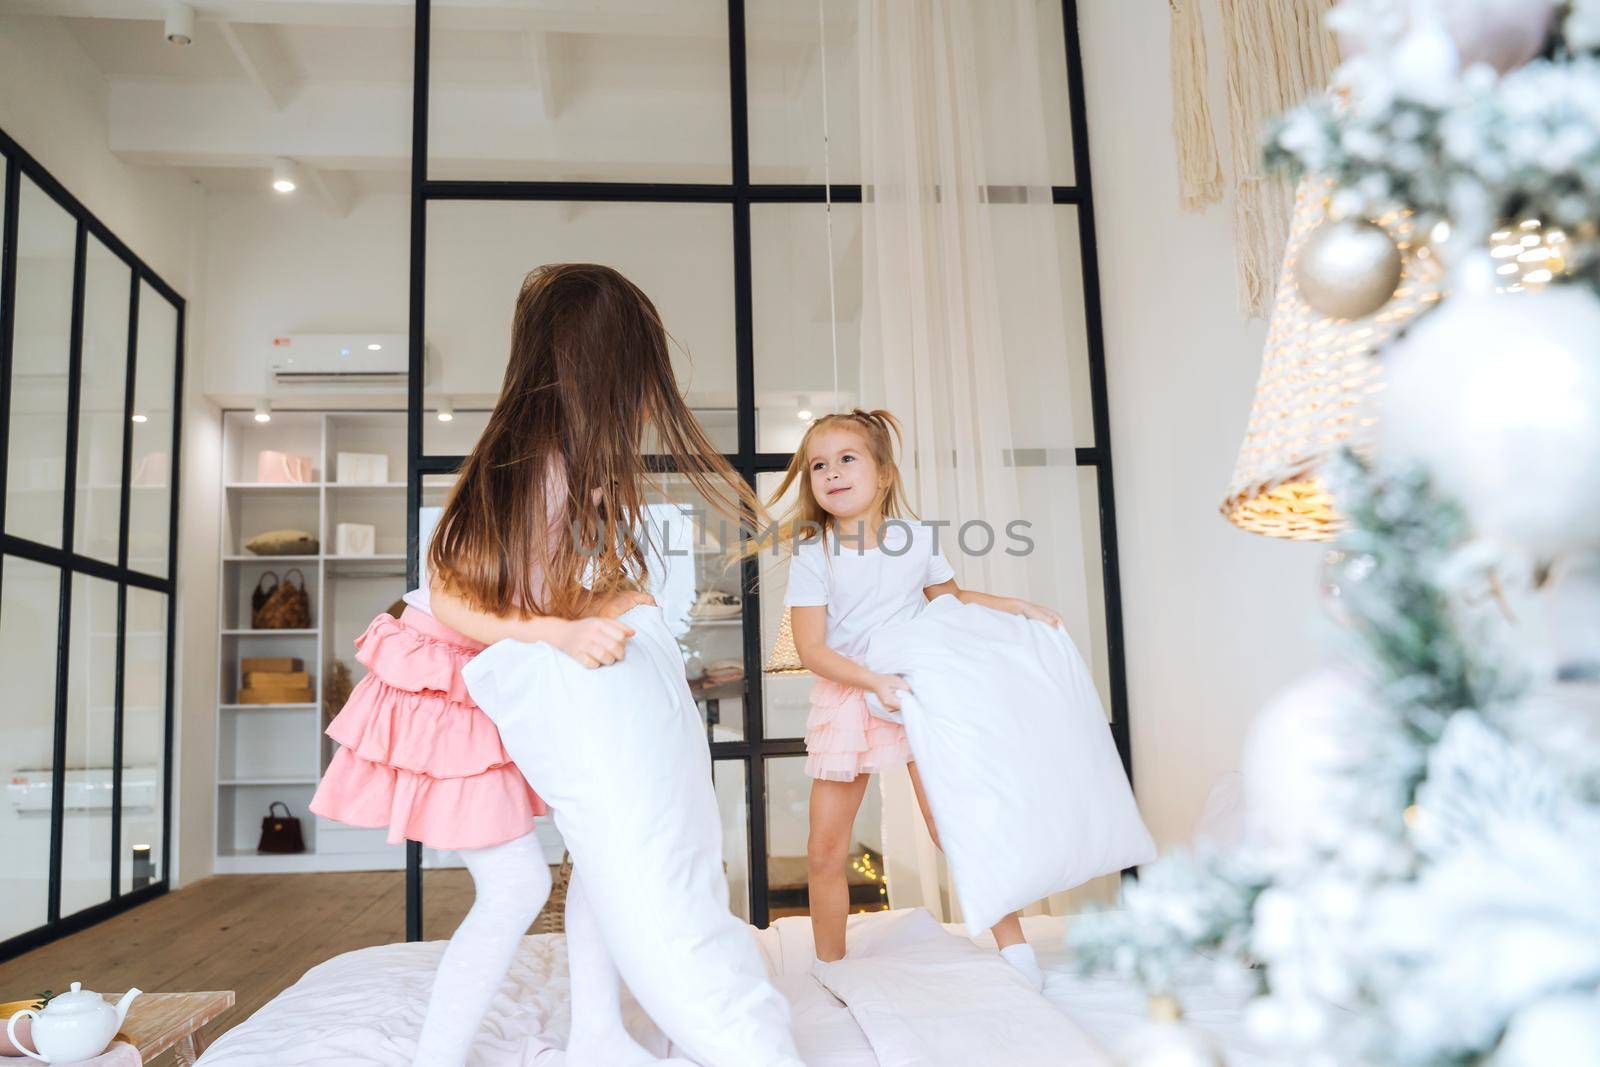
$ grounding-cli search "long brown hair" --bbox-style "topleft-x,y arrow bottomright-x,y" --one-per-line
428,263 -> 766,618
752,409 -> 913,557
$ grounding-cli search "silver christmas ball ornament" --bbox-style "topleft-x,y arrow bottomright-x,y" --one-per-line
1381,270 -> 1600,559
1293,218 -> 1403,321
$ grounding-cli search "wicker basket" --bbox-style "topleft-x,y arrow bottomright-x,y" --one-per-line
1220,176 -> 1443,541
531,852 -> 574,935
763,607 -> 809,675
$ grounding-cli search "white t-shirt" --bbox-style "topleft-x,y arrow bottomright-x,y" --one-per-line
782,520 -> 957,660
400,584 -> 432,616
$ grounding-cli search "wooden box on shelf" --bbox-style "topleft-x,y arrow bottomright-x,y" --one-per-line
242,656 -> 302,674
238,656 -> 311,705
238,684 -> 314,705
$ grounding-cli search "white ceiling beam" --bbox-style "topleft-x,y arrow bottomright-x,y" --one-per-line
0,0 -> 731,36
109,80 -> 409,168
0,0 -> 411,28
526,29 -> 560,120
106,78 -> 729,177
304,164 -> 356,216
217,18 -> 295,110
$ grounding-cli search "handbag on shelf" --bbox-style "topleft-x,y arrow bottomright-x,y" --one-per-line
257,450 -> 315,484
257,801 -> 306,854
251,572 -> 279,618
253,568 -> 311,630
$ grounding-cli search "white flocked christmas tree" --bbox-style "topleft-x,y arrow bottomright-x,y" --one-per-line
1069,3 -> 1600,1065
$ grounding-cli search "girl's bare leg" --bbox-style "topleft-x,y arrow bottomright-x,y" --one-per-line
807,775 -> 872,962
906,762 -> 1031,960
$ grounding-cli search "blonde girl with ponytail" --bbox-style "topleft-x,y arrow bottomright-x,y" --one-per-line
761,409 -> 1061,987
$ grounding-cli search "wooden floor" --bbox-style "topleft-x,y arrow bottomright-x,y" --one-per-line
0,871 -> 477,1065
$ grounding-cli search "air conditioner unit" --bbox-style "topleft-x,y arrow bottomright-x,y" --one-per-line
269,333 -> 417,389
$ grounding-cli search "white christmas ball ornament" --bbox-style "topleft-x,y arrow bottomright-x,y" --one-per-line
1240,670 -> 1377,855
1333,0 -> 1557,76
1381,269 -> 1600,558
1437,0 -> 1557,76
1293,218 -> 1403,321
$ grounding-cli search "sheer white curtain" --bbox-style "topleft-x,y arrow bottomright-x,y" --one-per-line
854,0 -> 1099,922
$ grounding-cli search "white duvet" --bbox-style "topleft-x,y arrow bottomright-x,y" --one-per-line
197,912 -> 1286,1067
804,909 -> 1103,1067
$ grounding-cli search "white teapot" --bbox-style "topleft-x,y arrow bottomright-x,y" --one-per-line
6,983 -> 140,1063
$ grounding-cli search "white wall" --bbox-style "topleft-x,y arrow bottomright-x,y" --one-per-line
0,17 -> 198,292
1077,1 -> 1327,848
200,190 -> 410,405
0,15 -> 221,890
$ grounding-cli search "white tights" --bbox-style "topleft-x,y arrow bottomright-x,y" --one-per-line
413,833 -> 551,1066
564,868 -> 695,1065
413,837 -> 689,1066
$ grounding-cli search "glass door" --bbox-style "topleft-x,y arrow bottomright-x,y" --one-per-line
0,132 -> 184,961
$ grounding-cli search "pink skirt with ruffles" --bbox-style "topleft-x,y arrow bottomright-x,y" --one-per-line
309,607 -> 548,850
803,677 -> 913,782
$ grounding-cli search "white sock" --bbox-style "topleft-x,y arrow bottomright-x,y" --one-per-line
999,943 -> 1044,992
413,833 -> 552,1067
812,953 -> 850,973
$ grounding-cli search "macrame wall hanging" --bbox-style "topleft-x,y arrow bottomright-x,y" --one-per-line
1169,0 -> 1224,212
1170,0 -> 1341,317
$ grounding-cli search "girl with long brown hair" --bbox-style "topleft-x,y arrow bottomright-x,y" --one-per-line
311,264 -> 770,1066
767,409 -> 1061,989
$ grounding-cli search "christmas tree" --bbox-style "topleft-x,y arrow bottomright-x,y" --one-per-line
1069,4 -> 1600,1065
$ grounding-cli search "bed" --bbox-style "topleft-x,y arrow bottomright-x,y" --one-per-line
196,910 -> 1282,1066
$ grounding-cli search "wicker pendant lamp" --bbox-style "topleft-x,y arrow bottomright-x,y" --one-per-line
1220,176 -> 1443,540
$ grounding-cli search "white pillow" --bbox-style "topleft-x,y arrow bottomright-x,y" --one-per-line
863,595 -> 1157,935
461,605 -> 803,1067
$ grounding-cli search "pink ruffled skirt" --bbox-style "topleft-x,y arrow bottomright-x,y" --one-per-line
310,607 -> 548,850
803,677 -> 912,782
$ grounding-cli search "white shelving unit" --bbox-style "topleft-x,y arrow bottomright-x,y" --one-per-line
214,410 -> 411,874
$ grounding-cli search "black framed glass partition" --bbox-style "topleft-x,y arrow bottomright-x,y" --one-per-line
405,0 -> 1126,932
0,127 -> 184,962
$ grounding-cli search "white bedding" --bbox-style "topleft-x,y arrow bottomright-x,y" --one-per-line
198,911 -> 1284,1067
805,910 -> 1103,1067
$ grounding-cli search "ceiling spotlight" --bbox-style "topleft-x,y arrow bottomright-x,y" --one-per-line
253,398 -> 272,424
436,397 -> 455,423
130,412 -> 148,424
271,157 -> 300,194
164,1 -> 194,46
796,395 -> 813,421
367,343 -> 382,351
